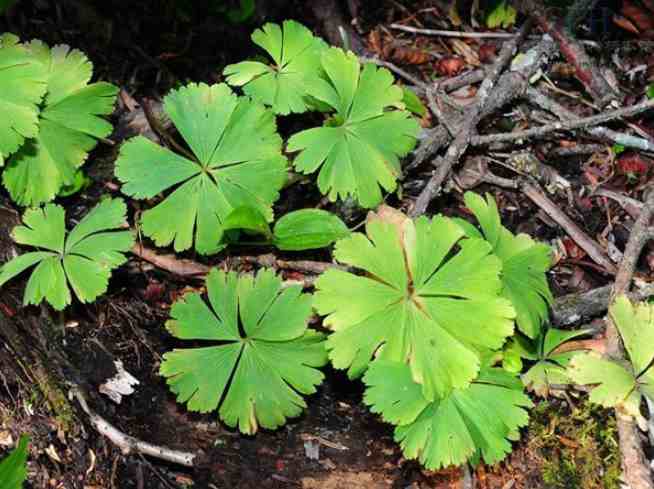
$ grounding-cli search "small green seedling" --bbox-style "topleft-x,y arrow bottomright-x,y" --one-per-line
0,198 -> 134,310
161,268 -> 327,434
504,327 -> 592,396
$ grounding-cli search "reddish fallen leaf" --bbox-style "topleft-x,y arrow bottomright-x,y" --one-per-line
646,249 -> 654,271
0,302 -> 16,317
478,43 -> 497,64
616,152 -> 651,180
576,196 -> 594,211
613,14 -> 641,35
367,29 -> 384,56
142,280 -> 166,302
558,139 -> 577,148
622,0 -> 654,37
389,46 -> 430,65
562,236 -> 587,260
435,57 -> 465,76
557,435 -> 580,449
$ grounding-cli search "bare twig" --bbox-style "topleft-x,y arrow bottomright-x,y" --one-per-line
72,386 -> 197,467
604,190 -> 654,489
521,181 -> 617,273
141,99 -> 195,161
360,57 -> 426,88
526,88 -> 654,153
130,244 -> 342,281
518,0 -> 617,107
390,23 -> 518,39
409,37 -> 555,170
410,19 -> 534,216
131,244 -> 209,277
471,99 -> 654,146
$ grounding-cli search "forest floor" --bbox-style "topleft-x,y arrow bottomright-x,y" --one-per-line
1,0 -> 654,487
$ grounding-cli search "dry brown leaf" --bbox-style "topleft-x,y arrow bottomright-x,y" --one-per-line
450,39 -> 480,66
436,57 -> 465,76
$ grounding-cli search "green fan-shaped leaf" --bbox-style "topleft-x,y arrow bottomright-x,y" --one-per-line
3,41 -> 117,206
375,363 -> 532,469
115,82 -> 287,254
461,192 -> 553,338
569,297 -> 654,420
273,209 -> 350,250
0,435 -> 29,489
610,295 -> 654,379
568,351 -> 642,419
314,206 -> 515,401
224,20 -> 327,114
160,268 -> 327,434
287,48 -> 421,208
0,198 -> 134,310
0,34 -> 47,166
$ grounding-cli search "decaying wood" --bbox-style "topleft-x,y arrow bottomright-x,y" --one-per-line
410,19 -> 534,216
551,283 -> 654,326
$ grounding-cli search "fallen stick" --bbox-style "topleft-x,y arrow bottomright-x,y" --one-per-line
604,190 -> 654,489
518,0 -> 617,107
470,98 -> 654,146
551,283 -> 654,326
131,244 -> 342,280
131,244 -> 210,277
521,181 -> 617,274
410,18 -> 534,216
408,37 -> 555,170
389,23 -> 519,39
526,87 -> 654,153
72,386 -> 197,467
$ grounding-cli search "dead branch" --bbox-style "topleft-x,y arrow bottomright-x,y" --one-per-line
389,23 -> 519,39
517,0 -> 617,107
131,244 -> 210,277
551,283 -> 654,327
72,386 -> 197,467
471,99 -> 654,146
526,88 -> 654,153
410,19 -> 534,216
130,244 -> 342,281
521,181 -> 617,273
409,38 -> 555,170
